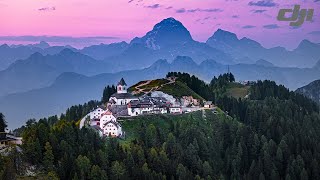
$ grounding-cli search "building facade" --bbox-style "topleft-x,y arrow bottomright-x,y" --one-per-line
89,107 -> 106,120
99,110 -> 122,137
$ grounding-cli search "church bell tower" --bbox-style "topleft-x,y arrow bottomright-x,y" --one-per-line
117,78 -> 127,94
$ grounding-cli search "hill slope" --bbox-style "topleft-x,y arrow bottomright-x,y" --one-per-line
129,78 -> 204,100
296,79 -> 320,104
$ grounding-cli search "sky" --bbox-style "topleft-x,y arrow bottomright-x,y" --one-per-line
0,0 -> 319,49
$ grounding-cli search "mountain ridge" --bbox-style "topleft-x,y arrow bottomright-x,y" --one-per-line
296,80 -> 320,104
0,48 -> 112,97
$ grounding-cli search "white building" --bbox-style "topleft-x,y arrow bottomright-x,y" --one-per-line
169,107 -> 182,114
99,110 -> 116,129
109,78 -> 138,105
128,97 -> 169,116
89,107 -> 106,120
204,101 -> 214,108
102,121 -> 122,137
99,110 -> 122,137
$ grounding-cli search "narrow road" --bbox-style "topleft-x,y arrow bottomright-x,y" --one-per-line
79,114 -> 89,129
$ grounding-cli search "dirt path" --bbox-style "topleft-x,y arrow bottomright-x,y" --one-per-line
132,80 -> 152,94
132,78 -> 176,95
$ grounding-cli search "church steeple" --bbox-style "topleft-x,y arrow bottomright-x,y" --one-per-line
117,78 -> 127,94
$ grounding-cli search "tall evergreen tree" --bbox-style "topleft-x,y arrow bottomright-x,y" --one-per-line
0,113 -> 7,132
43,142 -> 54,171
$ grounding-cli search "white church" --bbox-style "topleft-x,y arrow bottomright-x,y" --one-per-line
109,78 -> 138,105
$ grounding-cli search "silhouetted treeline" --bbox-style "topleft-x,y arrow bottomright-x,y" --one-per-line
102,85 -> 116,103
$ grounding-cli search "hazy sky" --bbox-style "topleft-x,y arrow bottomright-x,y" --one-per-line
0,0 -> 319,49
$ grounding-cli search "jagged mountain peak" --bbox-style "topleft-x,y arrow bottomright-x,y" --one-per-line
130,17 -> 193,49
239,37 -> 262,47
154,59 -> 169,65
295,39 -> 318,50
171,56 -> 198,67
0,44 -> 10,49
153,17 -> 185,30
149,59 -> 170,69
208,29 -> 239,42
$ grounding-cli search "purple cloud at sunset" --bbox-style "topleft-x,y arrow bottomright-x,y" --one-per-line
0,0 -> 319,49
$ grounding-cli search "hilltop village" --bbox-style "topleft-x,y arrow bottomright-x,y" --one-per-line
80,78 -> 216,138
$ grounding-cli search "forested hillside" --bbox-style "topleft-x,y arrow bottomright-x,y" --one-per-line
1,73 -> 320,180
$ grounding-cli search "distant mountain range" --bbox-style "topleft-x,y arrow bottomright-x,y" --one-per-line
81,41 -> 129,60
2,56 -> 320,128
2,18 -> 319,72
0,49 -> 112,97
206,29 -> 320,68
0,42 -> 77,71
296,80 -> 320,105
101,17 -> 234,70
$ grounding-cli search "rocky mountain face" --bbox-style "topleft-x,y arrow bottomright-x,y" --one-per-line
102,18 -> 234,70
296,80 -> 320,104
130,17 -> 193,50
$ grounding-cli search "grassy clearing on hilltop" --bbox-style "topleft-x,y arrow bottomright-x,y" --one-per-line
225,83 -> 250,99
129,78 -> 204,100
